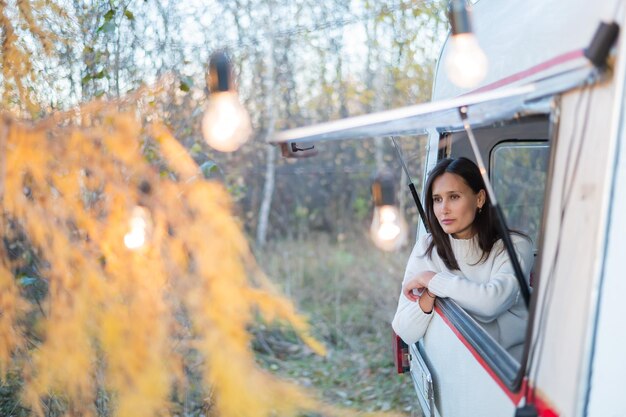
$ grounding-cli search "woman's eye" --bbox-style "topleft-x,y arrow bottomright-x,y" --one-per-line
433,197 -> 442,203
450,194 -> 459,200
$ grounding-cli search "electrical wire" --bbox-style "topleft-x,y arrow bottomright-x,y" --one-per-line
243,0 -> 444,47
139,0 -> 446,54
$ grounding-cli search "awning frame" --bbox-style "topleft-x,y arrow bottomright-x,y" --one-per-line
270,60 -> 598,145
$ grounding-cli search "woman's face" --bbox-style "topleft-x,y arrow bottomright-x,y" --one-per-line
431,172 -> 485,239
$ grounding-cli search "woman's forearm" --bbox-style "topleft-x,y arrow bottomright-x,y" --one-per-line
392,293 -> 435,344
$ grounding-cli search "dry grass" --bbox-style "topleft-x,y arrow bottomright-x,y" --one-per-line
254,232 -> 423,416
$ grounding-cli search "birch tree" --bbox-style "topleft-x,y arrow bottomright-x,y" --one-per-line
256,1 -> 278,247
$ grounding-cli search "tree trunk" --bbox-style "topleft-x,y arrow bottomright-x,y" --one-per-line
364,17 -> 385,171
256,133 -> 276,247
255,16 -> 276,248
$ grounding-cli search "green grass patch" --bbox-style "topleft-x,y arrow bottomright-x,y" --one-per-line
255,233 -> 422,415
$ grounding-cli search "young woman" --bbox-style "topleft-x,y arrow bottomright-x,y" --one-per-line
391,157 -> 533,359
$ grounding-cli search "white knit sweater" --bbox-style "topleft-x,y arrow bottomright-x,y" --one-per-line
391,233 -> 533,358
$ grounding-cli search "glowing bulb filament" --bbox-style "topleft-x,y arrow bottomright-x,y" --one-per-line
370,205 -> 408,252
202,92 -> 252,152
445,33 -> 488,88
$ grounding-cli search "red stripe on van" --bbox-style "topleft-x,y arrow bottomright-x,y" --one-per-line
434,306 -> 525,404
531,389 -> 560,417
468,49 -> 586,94
435,306 -> 560,416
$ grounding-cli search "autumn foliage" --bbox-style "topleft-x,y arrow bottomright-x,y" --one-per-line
0,1 -> 440,415
0,110 -> 335,417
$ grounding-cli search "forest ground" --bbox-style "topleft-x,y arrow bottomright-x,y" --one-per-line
254,233 -> 423,416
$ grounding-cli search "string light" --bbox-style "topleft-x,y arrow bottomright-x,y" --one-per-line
370,170 -> 408,252
202,51 -> 252,152
445,0 -> 487,88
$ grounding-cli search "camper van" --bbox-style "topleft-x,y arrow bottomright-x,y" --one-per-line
271,0 -> 626,416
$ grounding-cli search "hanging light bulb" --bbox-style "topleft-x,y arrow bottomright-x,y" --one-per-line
370,170 -> 408,252
124,206 -> 153,250
445,0 -> 488,89
202,51 -> 252,152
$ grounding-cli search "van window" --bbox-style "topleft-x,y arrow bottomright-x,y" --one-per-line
490,142 -> 550,245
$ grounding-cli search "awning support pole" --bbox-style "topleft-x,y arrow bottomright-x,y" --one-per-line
391,137 -> 429,233
458,106 -> 531,308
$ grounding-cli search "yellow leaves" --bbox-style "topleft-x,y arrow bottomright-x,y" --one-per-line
101,113 -> 143,167
0,264 -> 25,376
100,304 -> 171,417
16,0 -> 55,55
150,122 -> 200,181
245,286 -> 326,357
0,111 -> 341,417
0,1 -> 67,116
28,286 -> 95,402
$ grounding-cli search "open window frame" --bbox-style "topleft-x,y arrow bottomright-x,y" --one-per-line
424,111 -> 558,393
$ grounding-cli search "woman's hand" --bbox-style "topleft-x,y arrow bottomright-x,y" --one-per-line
402,271 -> 437,302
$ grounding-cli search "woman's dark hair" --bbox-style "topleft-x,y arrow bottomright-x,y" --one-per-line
424,157 -> 500,270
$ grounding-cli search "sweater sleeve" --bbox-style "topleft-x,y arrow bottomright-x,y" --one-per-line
391,235 -> 437,344
427,235 -> 533,323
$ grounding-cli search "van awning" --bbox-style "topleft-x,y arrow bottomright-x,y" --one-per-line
269,62 -> 596,144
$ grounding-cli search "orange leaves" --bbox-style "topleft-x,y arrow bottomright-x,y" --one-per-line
150,122 -> 200,181
0,112 -> 334,417
0,263 -> 25,376
0,1 -> 66,116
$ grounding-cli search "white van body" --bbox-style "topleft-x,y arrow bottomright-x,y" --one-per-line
272,0 -> 626,415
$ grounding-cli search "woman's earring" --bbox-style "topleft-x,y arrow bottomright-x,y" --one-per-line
478,206 -> 483,214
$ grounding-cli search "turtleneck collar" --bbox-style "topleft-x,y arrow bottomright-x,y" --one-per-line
448,234 -> 482,262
